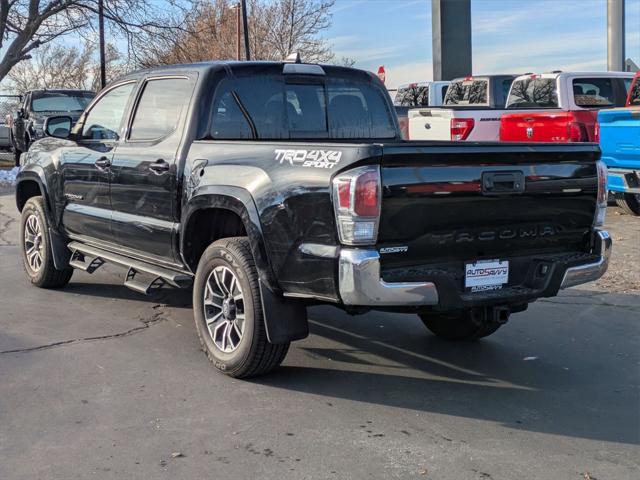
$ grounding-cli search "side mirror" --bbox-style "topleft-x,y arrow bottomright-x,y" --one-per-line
43,115 -> 73,139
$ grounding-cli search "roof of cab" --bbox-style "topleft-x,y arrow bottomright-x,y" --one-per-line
513,71 -> 636,81
113,60 -> 373,85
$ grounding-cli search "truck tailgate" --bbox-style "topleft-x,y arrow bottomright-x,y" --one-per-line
500,111 -> 596,142
377,143 -> 599,268
407,108 -> 452,140
598,107 -> 640,169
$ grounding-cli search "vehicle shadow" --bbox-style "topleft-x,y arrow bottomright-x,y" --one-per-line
64,282 -> 193,308
256,303 -> 640,446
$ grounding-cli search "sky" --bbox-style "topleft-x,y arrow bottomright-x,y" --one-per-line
1,0 -> 638,94
326,0 -> 640,89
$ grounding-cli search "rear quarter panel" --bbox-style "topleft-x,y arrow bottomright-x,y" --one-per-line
184,141 -> 382,301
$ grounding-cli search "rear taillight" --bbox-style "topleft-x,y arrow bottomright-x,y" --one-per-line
399,117 -> 409,139
568,121 -> 588,142
451,118 -> 475,141
332,165 -> 381,245
593,121 -> 600,143
594,160 -> 607,227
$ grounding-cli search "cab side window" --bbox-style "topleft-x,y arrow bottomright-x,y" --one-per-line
129,78 -> 192,141
210,88 -> 254,140
81,83 -> 135,141
630,79 -> 640,106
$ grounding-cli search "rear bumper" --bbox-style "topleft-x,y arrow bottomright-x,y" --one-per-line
608,168 -> 640,194
338,230 -> 611,308
339,249 -> 439,306
559,230 -> 611,289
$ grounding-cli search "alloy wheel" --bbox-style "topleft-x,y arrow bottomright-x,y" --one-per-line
203,266 -> 245,353
24,214 -> 44,272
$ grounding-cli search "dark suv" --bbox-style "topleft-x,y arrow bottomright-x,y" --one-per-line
9,89 -> 95,165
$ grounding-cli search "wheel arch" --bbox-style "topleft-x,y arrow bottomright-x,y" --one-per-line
181,186 -> 279,293
16,173 -> 47,212
15,170 -> 71,270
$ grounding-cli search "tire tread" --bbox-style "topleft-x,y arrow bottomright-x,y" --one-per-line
21,196 -> 73,289
615,193 -> 640,216
194,237 -> 289,378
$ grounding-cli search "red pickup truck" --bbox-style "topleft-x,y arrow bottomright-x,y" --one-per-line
500,71 -> 634,142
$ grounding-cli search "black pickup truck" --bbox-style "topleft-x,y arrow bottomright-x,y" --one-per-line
15,60 -> 611,378
8,88 -> 95,165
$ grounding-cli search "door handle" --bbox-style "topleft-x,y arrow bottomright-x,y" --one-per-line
149,159 -> 170,174
94,156 -> 111,169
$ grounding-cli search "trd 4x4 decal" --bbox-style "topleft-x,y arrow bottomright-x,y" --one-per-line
275,149 -> 342,169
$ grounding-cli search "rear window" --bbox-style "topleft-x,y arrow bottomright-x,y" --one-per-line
444,79 -> 488,106
394,85 -> 429,107
441,85 -> 448,102
207,75 -> 396,140
506,78 -> 558,109
572,78 -> 615,108
629,78 -> 640,106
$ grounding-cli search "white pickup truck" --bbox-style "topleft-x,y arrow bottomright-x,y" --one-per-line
393,81 -> 450,139
407,75 -> 516,141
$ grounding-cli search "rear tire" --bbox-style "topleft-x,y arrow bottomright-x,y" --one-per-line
20,197 -> 73,288
13,148 -> 21,167
193,237 -> 289,378
419,310 -> 502,341
11,135 -> 21,166
615,193 -> 640,216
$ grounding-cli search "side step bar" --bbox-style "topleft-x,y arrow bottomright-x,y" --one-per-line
68,241 -> 192,293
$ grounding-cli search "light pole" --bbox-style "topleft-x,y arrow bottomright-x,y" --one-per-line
98,0 -> 106,88
607,0 -> 625,71
241,0 -> 250,61
236,3 -> 241,61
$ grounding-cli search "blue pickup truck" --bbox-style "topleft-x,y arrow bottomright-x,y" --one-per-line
597,72 -> 640,215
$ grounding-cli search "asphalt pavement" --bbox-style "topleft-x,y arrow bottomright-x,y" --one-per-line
0,190 -> 638,480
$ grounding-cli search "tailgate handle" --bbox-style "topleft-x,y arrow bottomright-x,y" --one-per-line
482,171 -> 525,195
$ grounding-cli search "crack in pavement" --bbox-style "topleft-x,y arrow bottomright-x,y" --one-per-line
0,308 -> 167,355
539,298 -> 640,313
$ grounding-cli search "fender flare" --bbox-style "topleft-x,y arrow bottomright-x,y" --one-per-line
181,186 -> 308,344
181,185 -> 278,293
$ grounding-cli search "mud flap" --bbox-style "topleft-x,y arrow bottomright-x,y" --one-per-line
259,280 -> 308,344
49,228 -> 71,270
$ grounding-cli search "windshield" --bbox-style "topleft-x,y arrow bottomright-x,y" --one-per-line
506,78 -> 558,109
206,75 -> 397,140
394,85 -> 429,107
31,92 -> 94,112
444,79 -> 488,106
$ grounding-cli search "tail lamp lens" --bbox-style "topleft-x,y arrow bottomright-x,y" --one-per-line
594,160 -> 607,227
451,118 -> 475,141
568,121 -> 587,142
332,166 -> 381,245
593,121 -> 600,143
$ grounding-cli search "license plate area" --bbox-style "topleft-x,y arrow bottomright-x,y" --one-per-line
465,259 -> 509,292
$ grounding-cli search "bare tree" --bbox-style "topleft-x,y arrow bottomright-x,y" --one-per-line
7,43 -> 93,93
0,0 -> 191,85
136,0 -> 239,66
253,0 -> 334,62
6,41 -> 129,94
137,0 -> 342,67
